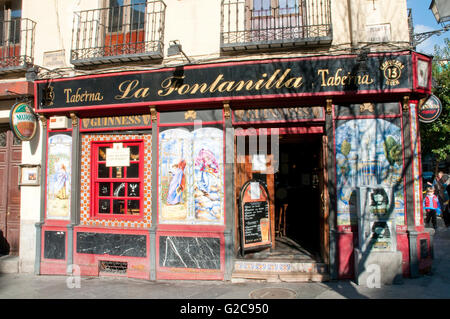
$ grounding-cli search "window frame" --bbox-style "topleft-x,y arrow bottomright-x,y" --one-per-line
245,0 -> 305,41
0,0 -> 21,46
105,0 -> 147,34
91,139 -> 145,220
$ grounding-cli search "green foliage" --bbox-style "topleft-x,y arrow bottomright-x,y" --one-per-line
341,139 -> 351,157
383,136 -> 402,166
419,38 -> 450,166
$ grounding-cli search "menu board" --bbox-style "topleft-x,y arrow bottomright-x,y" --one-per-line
243,201 -> 269,244
239,179 -> 272,255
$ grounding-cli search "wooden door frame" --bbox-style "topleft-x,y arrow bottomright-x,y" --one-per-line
0,124 -> 22,255
320,134 -> 330,265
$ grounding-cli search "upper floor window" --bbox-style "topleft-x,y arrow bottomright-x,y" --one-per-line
221,0 -> 332,51
0,0 -> 21,45
108,0 -> 146,33
71,0 -> 165,65
248,0 -> 304,40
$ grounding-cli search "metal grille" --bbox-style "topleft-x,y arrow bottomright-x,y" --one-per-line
0,18 -> 36,72
221,0 -> 332,50
71,0 -> 166,65
99,260 -> 128,274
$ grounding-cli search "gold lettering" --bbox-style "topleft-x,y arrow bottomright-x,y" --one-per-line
157,76 -> 185,96
208,74 -> 225,93
318,69 -> 329,87
264,70 -> 281,89
134,87 -> 150,99
284,76 -> 303,88
189,83 -> 209,94
64,88 -> 72,103
116,80 -> 139,100
234,110 -> 245,120
275,69 -> 292,89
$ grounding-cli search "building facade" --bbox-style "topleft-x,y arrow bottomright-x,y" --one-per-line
0,0 -> 435,282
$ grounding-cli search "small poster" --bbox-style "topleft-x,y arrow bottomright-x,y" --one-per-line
250,182 -> 261,200
252,154 -> 266,172
106,143 -> 130,167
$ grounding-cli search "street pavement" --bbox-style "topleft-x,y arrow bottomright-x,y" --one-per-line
0,226 -> 449,301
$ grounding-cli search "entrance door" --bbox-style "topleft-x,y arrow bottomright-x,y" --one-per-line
0,125 -> 21,255
234,135 -> 276,254
277,134 -> 322,256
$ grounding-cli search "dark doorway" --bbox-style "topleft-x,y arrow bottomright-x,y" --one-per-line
275,134 -> 322,259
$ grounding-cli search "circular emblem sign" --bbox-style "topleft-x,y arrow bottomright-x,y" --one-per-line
9,102 -> 37,141
419,95 -> 442,123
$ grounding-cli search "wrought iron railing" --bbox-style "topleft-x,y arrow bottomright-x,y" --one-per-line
221,0 -> 332,50
0,18 -> 36,72
71,1 -> 166,65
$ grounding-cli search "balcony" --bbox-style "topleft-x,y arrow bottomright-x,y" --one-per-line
71,1 -> 166,66
221,0 -> 332,51
0,18 -> 36,74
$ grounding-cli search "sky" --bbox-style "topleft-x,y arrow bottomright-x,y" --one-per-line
407,0 -> 449,55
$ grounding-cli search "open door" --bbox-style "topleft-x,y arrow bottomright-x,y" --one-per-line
234,151 -> 275,255
319,135 -> 330,265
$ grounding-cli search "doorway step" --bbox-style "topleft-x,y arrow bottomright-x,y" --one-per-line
231,237 -> 329,282
231,260 -> 329,282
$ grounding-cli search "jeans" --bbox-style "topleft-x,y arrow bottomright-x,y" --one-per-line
425,209 -> 437,229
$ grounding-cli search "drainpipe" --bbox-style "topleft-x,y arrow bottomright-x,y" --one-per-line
347,0 -> 359,51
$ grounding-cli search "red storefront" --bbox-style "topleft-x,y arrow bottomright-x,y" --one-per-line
33,50 -> 434,282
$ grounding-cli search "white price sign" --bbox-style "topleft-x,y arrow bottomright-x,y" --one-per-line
106,143 -> 130,167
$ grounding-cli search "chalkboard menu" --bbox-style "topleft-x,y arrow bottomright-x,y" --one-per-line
243,201 -> 269,244
239,179 -> 272,255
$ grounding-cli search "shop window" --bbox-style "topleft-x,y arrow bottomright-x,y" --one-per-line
91,141 -> 144,218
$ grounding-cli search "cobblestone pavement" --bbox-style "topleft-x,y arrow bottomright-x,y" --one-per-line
0,227 -> 449,301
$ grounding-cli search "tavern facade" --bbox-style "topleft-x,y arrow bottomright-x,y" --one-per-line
0,0 -> 436,283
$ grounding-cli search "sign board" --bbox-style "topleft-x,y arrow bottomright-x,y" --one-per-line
233,106 -> 324,124
36,53 -> 415,111
9,102 -> 38,141
106,143 -> 130,167
239,179 -> 272,255
419,94 -> 442,123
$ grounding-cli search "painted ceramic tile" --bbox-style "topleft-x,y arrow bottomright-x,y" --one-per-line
47,133 -> 72,219
335,119 -> 405,226
410,104 -> 423,226
159,127 -> 224,225
193,128 -> 224,222
159,128 -> 192,222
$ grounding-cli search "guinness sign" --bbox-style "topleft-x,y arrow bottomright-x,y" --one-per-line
419,94 -> 442,123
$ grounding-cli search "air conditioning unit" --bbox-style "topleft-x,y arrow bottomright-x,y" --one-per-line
49,116 -> 69,129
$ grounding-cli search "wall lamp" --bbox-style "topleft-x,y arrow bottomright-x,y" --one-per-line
167,40 -> 192,63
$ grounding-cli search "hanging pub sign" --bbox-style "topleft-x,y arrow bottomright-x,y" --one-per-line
239,179 -> 272,256
9,102 -> 38,141
418,94 -> 442,123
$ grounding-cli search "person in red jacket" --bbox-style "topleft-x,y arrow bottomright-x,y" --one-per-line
423,187 -> 441,229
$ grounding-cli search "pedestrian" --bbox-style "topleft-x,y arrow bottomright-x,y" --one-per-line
440,174 -> 450,227
433,171 -> 446,208
423,187 -> 441,229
